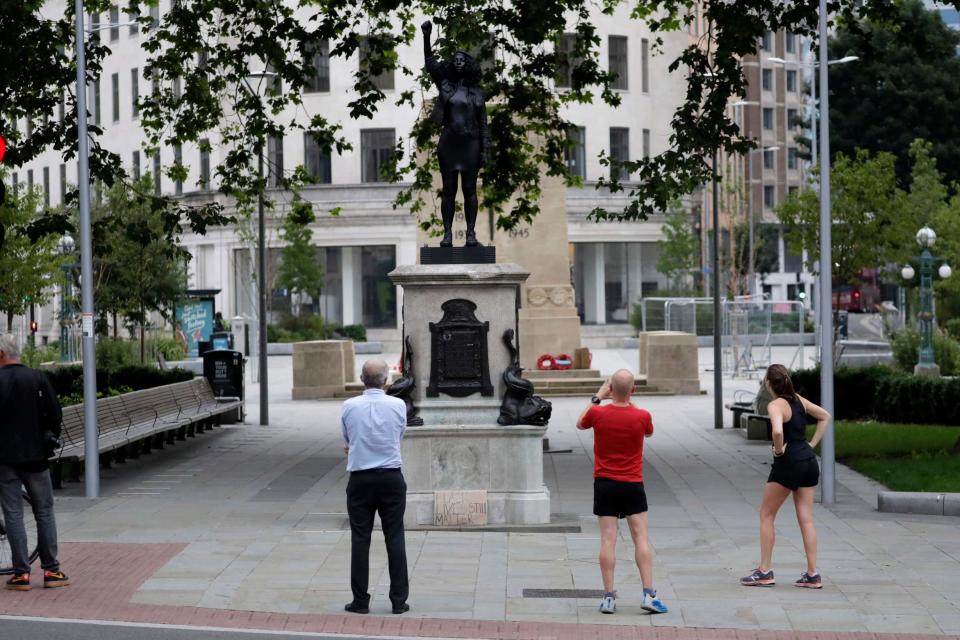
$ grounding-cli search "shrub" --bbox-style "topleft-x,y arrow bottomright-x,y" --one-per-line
790,365 -> 896,422
20,344 -> 61,368
43,364 -> 194,407
336,324 -> 367,342
891,328 -> 960,375
146,337 -> 185,362
95,339 -> 138,370
946,318 -> 960,339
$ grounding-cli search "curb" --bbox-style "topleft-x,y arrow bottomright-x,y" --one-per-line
878,491 -> 960,516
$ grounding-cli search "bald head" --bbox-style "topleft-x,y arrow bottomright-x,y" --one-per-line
361,358 -> 389,389
610,369 -> 634,401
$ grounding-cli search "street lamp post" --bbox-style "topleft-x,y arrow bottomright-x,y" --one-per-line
902,226 -> 952,377
58,234 -> 76,363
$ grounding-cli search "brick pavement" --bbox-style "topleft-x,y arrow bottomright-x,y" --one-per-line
0,542 -> 956,640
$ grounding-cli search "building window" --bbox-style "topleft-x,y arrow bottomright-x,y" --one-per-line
761,68 -> 772,91
609,127 -> 630,181
42,167 -> 50,208
361,245 -> 398,328
111,73 -> 120,121
173,144 -> 183,195
360,128 -> 395,183
11,172 -> 18,195
565,126 -> 586,180
788,147 -> 798,170
90,13 -> 100,39
131,69 -> 139,117
556,33 -> 578,88
129,12 -> 139,36
173,77 -> 182,101
763,184 -> 775,208
786,69 -> 797,92
199,140 -> 210,190
788,186 -> 799,197
642,128 -> 651,158
149,6 -> 159,29
153,151 -> 161,194
359,36 -> 394,91
109,6 -> 120,41
787,108 -> 799,129
608,36 -> 628,90
305,39 -> 330,93
641,38 -> 650,93
761,31 -> 772,51
27,169 -> 34,192
25,118 -> 33,139
763,148 -> 774,169
91,80 -> 101,125
58,95 -> 65,122
762,107 -> 773,130
59,164 -> 67,203
267,135 -> 284,187
786,32 -> 796,53
132,151 -> 141,181
303,133 -> 332,184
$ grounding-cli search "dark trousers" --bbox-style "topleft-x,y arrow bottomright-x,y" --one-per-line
0,465 -> 60,575
346,469 -> 408,607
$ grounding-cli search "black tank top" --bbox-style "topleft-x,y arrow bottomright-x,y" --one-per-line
779,397 -> 816,461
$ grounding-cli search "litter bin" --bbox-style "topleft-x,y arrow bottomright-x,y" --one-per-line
836,310 -> 849,340
202,349 -> 245,423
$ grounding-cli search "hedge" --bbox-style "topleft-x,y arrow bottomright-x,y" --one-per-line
790,365 -> 960,426
43,364 -> 194,400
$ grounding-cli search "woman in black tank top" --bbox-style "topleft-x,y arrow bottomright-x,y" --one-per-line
739,364 -> 832,590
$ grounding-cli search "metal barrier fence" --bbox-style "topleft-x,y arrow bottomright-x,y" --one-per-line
639,296 -> 807,377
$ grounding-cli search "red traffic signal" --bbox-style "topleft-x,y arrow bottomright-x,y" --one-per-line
0,135 -> 6,163
30,320 -> 38,333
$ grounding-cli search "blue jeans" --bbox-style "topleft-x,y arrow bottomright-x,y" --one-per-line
0,465 -> 60,575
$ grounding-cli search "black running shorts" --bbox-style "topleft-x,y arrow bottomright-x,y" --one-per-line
593,477 -> 648,518
768,456 -> 820,491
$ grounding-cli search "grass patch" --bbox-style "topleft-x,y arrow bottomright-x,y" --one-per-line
804,421 -> 960,492
805,421 -> 959,458
845,455 -> 960,493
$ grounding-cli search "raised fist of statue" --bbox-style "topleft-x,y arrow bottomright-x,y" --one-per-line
421,20 -> 432,34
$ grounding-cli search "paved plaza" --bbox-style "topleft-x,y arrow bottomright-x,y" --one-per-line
2,349 -> 958,638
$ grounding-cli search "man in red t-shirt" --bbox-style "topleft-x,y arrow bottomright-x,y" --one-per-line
577,369 -> 667,615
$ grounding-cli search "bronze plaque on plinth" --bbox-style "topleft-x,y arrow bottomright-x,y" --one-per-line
427,299 -> 493,398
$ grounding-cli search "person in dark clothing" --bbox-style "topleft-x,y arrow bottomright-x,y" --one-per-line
213,312 -> 226,333
741,364 -> 831,590
421,19 -> 491,248
0,333 -> 69,590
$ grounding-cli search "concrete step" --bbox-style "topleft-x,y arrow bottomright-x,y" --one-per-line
537,390 -> 673,398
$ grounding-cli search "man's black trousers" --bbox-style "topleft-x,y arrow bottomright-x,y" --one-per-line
346,468 -> 408,608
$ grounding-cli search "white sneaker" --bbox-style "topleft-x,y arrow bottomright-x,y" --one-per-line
599,593 -> 616,614
641,592 -> 668,614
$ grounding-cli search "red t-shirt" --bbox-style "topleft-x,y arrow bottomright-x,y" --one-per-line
580,404 -> 654,483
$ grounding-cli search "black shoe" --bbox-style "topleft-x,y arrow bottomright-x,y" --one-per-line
440,231 -> 453,247
465,231 -> 478,247
392,603 -> 410,614
344,601 -> 369,614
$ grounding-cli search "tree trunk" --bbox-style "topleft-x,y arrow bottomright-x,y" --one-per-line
140,301 -> 146,364
6,311 -> 12,332
112,313 -> 118,339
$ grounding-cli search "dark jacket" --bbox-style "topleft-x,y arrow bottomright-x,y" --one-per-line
0,364 -> 62,465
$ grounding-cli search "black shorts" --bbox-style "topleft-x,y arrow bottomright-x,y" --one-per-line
768,456 -> 820,491
593,477 -> 648,518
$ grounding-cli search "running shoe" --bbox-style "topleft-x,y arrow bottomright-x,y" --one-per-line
5,574 -> 31,591
740,568 -> 776,587
43,570 -> 70,588
641,592 -> 669,614
599,593 -> 616,614
794,572 -> 822,589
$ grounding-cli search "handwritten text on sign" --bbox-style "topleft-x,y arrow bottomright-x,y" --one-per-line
434,490 -> 487,526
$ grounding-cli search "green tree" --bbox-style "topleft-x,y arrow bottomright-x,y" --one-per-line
276,199 -> 324,318
656,202 -> 698,293
829,0 -> 960,187
776,151 -> 905,285
0,179 -> 62,330
130,0 -> 906,233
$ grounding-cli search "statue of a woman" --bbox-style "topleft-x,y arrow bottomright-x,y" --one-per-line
421,20 -> 491,248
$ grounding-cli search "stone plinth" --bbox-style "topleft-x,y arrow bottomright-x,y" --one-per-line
389,263 -> 529,404
401,424 -> 550,526
640,331 -> 700,395
291,340 -> 355,399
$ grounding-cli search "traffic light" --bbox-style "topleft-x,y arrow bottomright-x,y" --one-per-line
30,320 -> 38,333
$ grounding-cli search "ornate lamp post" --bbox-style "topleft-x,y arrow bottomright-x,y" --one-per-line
901,225 -> 952,377
58,234 -> 76,363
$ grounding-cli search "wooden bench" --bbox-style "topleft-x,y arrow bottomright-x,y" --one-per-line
52,377 -> 243,484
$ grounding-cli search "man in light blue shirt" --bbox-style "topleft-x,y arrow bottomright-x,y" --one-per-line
341,358 -> 409,615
